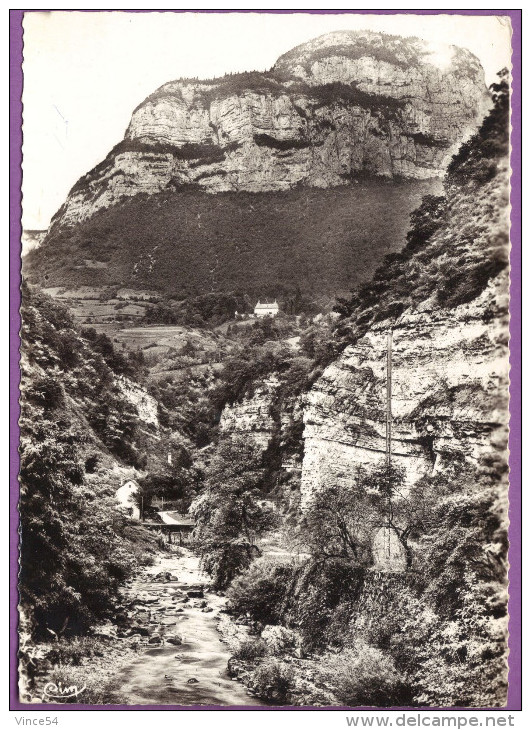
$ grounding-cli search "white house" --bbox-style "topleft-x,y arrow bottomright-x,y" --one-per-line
115,480 -> 140,520
254,300 -> 279,318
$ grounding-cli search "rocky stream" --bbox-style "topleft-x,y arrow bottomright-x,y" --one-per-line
109,550 -> 263,706
26,549 -> 264,706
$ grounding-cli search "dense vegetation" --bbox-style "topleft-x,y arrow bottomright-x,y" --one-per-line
226,451 -> 507,706
192,438 -> 279,589
335,70 -> 510,345
143,291 -> 252,328
193,72 -> 510,707
25,180 -> 438,301
147,315 -> 331,456
19,286 -> 158,639
18,69 -> 510,709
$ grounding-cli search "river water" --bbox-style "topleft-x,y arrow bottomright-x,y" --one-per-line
113,551 -> 263,706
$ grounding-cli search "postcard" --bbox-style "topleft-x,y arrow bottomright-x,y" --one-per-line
9,9 -> 522,712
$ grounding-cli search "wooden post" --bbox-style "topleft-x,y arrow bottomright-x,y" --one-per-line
386,329 -> 392,469
385,330 -> 393,559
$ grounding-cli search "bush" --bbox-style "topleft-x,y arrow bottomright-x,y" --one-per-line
227,558 -> 296,625
46,637 -> 107,667
250,659 -> 293,704
200,541 -> 259,591
293,560 -> 366,650
233,638 -> 269,661
261,625 -> 298,655
318,644 -> 413,707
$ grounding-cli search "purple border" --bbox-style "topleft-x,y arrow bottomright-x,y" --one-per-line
10,6 -> 23,714
506,6 -> 522,713
9,8 -> 522,712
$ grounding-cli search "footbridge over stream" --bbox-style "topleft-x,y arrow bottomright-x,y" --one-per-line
141,512 -> 195,545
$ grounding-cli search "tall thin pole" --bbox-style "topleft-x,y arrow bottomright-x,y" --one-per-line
385,330 -> 393,559
386,329 -> 392,469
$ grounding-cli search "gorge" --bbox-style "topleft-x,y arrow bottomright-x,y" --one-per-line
18,30 -> 510,708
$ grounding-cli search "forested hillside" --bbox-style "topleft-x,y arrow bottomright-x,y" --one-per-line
18,286 -> 159,639
335,71 -> 510,342
24,180 -> 438,301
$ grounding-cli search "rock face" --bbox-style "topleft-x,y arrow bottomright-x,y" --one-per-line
50,31 -> 489,231
219,374 -> 304,506
301,274 -> 508,508
219,377 -> 280,450
117,375 -> 159,431
300,71 -> 510,511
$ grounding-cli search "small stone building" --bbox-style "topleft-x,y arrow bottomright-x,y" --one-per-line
254,300 -> 279,318
372,525 -> 407,572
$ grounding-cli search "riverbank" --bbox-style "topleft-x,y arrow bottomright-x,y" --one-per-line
27,548 -> 263,706
216,614 -> 338,707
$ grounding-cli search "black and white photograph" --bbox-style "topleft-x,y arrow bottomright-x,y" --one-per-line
15,9 -> 517,708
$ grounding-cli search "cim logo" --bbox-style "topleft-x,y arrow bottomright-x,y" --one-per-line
43,680 -> 86,701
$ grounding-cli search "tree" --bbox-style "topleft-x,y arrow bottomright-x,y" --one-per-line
302,475 -> 378,565
299,323 -> 338,367
191,436 -> 278,588
302,461 -> 431,570
359,461 -> 419,569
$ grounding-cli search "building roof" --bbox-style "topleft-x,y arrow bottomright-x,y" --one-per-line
255,300 -> 279,309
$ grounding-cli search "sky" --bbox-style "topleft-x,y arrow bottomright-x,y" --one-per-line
21,11 -> 513,230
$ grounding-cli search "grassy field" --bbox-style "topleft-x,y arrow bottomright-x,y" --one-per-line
41,287 -> 161,325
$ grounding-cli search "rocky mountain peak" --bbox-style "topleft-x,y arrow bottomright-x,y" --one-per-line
274,29 -> 481,77
41,31 -> 490,235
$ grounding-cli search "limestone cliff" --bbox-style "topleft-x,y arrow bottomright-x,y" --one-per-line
116,375 -> 160,432
294,77 -> 510,705
49,31 -> 489,231
300,70 -> 510,513
300,275 -> 508,507
219,373 -> 304,503
219,376 -> 280,450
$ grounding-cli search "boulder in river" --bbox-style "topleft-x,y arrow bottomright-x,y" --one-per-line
187,589 -> 204,599
128,625 -> 150,637
92,625 -> 117,639
138,594 -> 159,604
153,571 -> 178,582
